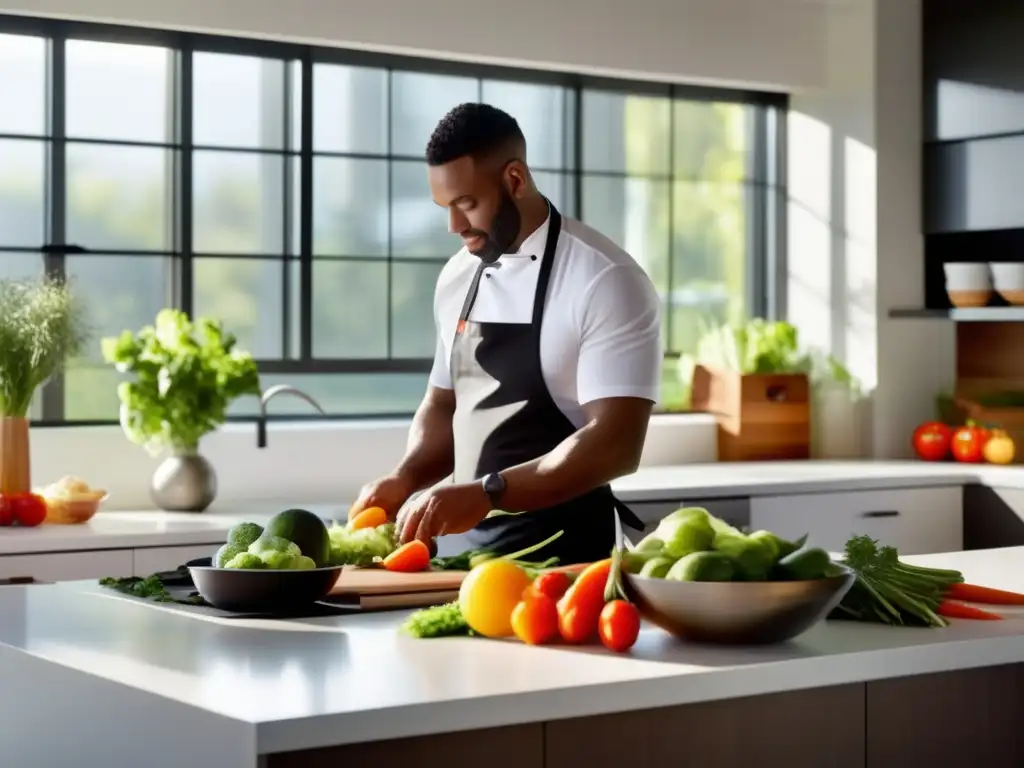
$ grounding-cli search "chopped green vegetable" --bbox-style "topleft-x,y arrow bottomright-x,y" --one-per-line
327,522 -> 397,566
248,534 -> 301,559
655,507 -> 715,558
830,535 -> 964,628
402,602 -> 472,638
633,533 -> 665,554
638,556 -> 675,579
666,551 -> 735,582
224,552 -> 264,569
622,548 -> 664,574
711,531 -> 773,580
260,551 -> 300,570
98,575 -> 205,605
430,531 -> 564,572
775,546 -> 831,580
292,555 -> 317,570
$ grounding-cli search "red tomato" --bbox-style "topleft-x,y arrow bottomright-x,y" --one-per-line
0,494 -> 12,526
912,421 -> 952,462
524,571 -> 572,602
9,493 -> 47,527
951,423 -> 989,464
598,600 -> 641,653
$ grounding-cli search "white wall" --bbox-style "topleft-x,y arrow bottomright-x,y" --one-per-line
787,0 -> 956,459
2,0 -> 829,91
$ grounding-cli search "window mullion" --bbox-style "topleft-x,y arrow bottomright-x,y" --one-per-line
178,43 -> 194,316
40,32 -> 66,422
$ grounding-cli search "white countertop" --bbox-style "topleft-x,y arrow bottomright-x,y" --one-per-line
2,459 -> 1021,557
2,546 -> 1023,767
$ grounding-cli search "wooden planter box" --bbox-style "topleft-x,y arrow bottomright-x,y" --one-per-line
691,365 -> 811,462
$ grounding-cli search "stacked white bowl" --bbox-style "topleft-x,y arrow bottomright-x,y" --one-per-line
943,263 -> 992,308
990,263 -> 1024,305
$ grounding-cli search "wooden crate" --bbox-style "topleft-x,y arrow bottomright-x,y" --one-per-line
956,322 -> 1024,462
691,365 -> 811,462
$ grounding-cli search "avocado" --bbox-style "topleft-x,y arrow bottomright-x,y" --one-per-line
264,508 -> 331,567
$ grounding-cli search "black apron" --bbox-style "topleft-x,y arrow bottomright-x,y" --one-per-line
450,202 -> 644,565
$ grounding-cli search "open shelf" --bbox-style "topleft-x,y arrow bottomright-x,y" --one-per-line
889,307 -> 1024,321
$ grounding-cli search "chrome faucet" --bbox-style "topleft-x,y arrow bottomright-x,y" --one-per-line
256,384 -> 327,449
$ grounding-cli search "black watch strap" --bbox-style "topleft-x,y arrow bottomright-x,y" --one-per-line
481,472 -> 507,509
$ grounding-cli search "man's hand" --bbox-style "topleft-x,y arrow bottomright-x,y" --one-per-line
396,483 -> 491,546
349,474 -> 414,522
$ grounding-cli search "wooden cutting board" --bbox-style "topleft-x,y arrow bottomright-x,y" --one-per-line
329,566 -> 467,597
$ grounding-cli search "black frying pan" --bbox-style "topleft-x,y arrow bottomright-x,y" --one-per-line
186,557 -> 343,613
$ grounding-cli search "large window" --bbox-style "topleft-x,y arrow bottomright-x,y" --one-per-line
0,18 -> 786,424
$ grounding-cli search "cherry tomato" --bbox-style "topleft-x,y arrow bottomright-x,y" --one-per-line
9,493 -> 47,527
511,594 -> 559,646
557,604 -> 599,644
598,600 -> 641,653
912,421 -> 952,462
0,494 -> 12,526
951,423 -> 989,464
524,571 -> 572,602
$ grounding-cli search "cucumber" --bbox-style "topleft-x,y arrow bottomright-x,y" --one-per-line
666,551 -> 735,582
777,546 -> 832,581
638,556 -> 676,579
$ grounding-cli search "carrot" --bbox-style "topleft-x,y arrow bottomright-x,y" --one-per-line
937,599 -> 1003,621
945,582 -> 1024,606
382,540 -> 431,573
349,506 -> 388,530
556,558 -> 612,643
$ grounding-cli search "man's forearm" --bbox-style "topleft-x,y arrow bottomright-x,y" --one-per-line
393,389 -> 455,493
496,416 -> 646,512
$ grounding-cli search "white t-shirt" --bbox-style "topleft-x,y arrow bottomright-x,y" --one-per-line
429,213 -> 663,428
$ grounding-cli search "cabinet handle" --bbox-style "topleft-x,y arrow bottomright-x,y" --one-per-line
860,510 -> 900,518
0,576 -> 36,586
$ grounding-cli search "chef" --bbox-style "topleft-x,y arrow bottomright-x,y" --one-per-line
350,102 -> 662,564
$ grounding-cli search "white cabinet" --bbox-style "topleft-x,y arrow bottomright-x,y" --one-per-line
133,544 -> 217,576
0,550 -> 133,582
750,487 -> 963,555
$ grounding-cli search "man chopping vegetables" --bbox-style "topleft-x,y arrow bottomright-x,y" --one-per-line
350,103 -> 661,565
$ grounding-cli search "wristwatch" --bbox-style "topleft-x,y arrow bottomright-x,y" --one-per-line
481,472 -> 507,509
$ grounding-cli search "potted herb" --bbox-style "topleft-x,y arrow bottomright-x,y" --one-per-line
0,276 -> 88,496
101,309 -> 260,512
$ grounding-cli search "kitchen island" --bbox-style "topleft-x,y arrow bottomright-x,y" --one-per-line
2,547 -> 1023,768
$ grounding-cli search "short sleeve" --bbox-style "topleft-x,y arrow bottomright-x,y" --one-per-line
428,270 -> 453,390
429,334 -> 452,390
575,264 -> 662,406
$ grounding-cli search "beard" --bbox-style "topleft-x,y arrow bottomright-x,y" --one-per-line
466,188 -> 522,264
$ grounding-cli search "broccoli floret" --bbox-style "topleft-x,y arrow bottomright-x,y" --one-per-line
224,552 -> 264,569
248,534 -> 301,559
214,542 -> 247,568
227,522 -> 264,548
261,551 -> 300,570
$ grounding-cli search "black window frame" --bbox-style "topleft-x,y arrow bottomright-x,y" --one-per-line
0,14 -> 789,427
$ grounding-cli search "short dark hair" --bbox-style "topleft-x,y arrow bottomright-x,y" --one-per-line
425,102 -> 525,166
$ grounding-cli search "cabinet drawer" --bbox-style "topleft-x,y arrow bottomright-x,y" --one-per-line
0,550 -> 134,581
750,488 -> 962,555
133,544 -> 217,575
